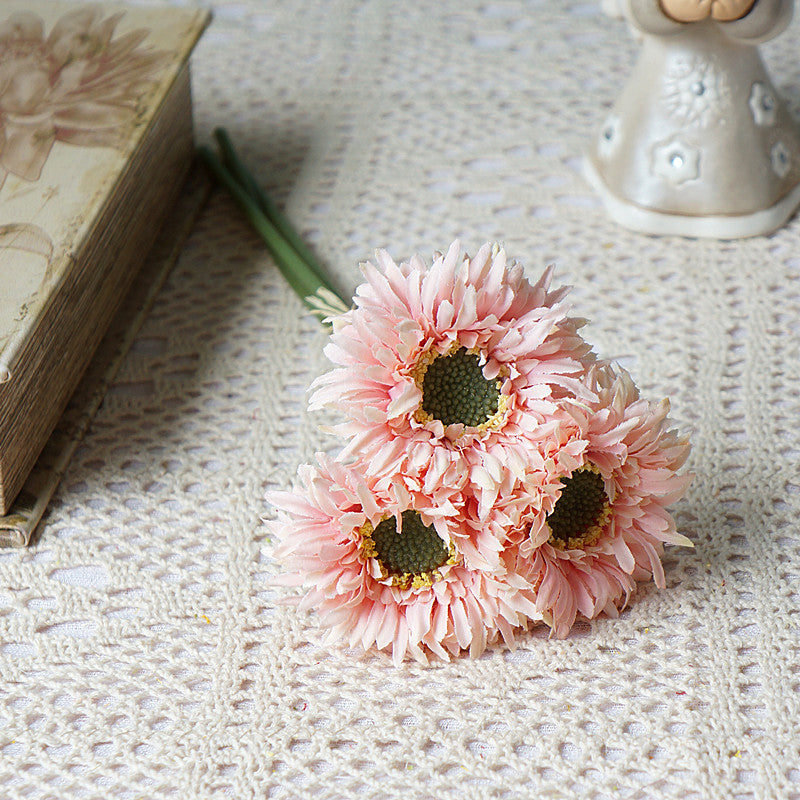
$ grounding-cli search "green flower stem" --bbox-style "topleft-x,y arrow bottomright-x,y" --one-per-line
206,128 -> 347,310
213,129 -> 336,294
198,144 -> 331,312
212,128 -> 263,210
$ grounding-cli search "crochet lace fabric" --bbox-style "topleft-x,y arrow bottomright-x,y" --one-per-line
1,1 -> 799,797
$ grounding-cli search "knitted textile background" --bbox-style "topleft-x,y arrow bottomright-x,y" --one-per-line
1,1 -> 799,797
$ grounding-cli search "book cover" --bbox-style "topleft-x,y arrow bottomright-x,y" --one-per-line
0,1 -> 209,382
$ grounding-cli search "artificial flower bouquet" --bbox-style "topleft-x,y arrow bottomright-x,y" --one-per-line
268,242 -> 693,664
201,132 -> 693,665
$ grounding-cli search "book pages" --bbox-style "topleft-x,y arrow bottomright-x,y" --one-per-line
0,167 -> 210,546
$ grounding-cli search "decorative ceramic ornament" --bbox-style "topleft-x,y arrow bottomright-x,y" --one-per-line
585,0 -> 800,238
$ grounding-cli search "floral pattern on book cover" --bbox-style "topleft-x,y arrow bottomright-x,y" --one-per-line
0,7 -> 168,191
0,7 -> 169,353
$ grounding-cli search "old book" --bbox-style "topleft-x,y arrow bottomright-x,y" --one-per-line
0,2 -> 210,514
0,167 -> 210,547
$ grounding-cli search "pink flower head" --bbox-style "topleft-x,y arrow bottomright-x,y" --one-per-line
268,455 -> 541,665
310,241 -> 595,519
514,364 -> 693,637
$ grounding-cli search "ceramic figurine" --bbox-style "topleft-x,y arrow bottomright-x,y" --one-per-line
585,0 -> 800,238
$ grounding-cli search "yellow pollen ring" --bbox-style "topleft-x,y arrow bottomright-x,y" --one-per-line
546,463 -> 613,551
357,518 -> 459,589
411,342 -> 508,434
358,520 -> 378,559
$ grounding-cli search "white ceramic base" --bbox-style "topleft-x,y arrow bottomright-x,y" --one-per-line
584,156 -> 800,239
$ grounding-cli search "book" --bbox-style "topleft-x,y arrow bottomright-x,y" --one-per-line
0,166 -> 210,547
0,2 -> 210,515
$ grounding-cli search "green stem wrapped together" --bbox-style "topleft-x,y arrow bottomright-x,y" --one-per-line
198,129 -> 349,321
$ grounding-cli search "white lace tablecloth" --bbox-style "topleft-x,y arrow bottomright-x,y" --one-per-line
3,1 -> 800,797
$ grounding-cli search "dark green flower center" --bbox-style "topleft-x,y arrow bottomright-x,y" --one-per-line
546,465 -> 611,550
420,346 -> 501,428
371,510 -> 450,577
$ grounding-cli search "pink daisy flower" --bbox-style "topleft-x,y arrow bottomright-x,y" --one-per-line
513,364 -> 693,637
309,241 -> 595,519
268,455 -> 541,665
